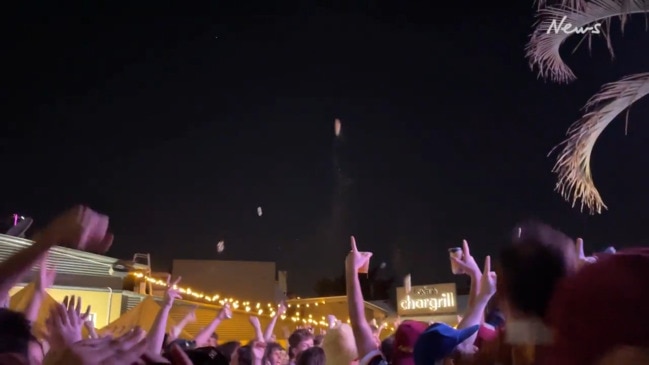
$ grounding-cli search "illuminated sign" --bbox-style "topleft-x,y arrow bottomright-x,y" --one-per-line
395,283 -> 457,316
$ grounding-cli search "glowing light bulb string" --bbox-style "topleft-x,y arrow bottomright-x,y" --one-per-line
131,273 -> 330,327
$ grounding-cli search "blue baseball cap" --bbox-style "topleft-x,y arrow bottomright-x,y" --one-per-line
413,323 -> 480,364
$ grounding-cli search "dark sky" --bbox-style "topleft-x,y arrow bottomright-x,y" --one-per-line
2,1 -> 649,295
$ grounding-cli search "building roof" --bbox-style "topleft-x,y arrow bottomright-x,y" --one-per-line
0,234 -> 149,278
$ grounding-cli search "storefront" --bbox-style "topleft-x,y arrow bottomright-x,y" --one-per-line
395,283 -> 460,326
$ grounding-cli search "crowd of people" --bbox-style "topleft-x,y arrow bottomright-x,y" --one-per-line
0,205 -> 648,364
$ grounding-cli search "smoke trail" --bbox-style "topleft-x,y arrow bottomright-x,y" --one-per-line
331,119 -> 353,255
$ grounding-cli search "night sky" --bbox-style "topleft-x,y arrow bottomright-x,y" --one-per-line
2,1 -> 649,295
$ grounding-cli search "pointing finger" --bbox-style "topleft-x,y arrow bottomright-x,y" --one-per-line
172,276 -> 182,287
350,236 -> 358,252
483,256 -> 491,276
462,240 -> 471,257
576,238 -> 585,258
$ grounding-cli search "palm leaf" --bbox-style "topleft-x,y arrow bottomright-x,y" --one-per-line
526,0 -> 648,83
551,72 -> 649,213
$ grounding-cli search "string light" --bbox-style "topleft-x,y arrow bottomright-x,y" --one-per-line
129,274 -> 396,332
131,273 -> 334,327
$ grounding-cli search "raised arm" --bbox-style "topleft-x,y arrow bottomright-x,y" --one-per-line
457,256 -> 497,345
0,239 -> 52,304
168,306 -> 197,342
194,303 -> 231,347
453,240 -> 482,309
345,236 -> 376,359
24,254 -> 57,322
264,303 -> 286,341
249,316 -> 265,342
0,206 -> 113,305
147,276 -> 182,353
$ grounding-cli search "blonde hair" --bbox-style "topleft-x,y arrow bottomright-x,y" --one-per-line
321,323 -> 358,365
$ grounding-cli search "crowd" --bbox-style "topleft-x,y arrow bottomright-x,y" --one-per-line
0,205 -> 648,365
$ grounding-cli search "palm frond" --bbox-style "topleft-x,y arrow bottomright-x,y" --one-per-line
526,0 -> 648,83
551,72 -> 649,213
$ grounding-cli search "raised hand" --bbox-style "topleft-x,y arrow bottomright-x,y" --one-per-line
451,240 -> 481,277
169,306 -> 196,341
38,206 -> 113,254
345,236 -> 373,273
164,277 -> 182,307
83,320 -> 98,339
46,296 -> 89,350
249,316 -> 261,328
218,303 -> 232,320
277,302 -> 287,316
43,327 -> 148,365
251,341 -> 267,361
478,256 -> 497,300
326,314 -> 337,329
575,238 -> 598,270
186,307 -> 197,322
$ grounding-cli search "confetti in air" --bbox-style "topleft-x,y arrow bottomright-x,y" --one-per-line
334,118 -> 341,137
217,240 -> 225,253
257,206 -> 263,217
404,274 -> 412,294
380,262 -> 386,269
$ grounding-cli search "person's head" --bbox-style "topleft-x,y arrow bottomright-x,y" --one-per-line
216,341 -> 241,363
181,346 -> 230,365
264,342 -> 285,365
392,320 -> 428,365
413,323 -> 480,365
546,249 -> 649,365
313,334 -> 324,347
321,323 -> 358,365
0,309 -> 38,363
231,345 -> 252,365
208,333 -> 219,347
166,338 -> 197,352
296,346 -> 325,365
380,336 -> 395,363
499,220 -> 576,320
288,329 -> 314,359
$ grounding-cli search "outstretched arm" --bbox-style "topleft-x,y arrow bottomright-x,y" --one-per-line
345,236 -> 377,359
264,303 -> 286,341
194,304 -> 231,347
147,277 -> 182,353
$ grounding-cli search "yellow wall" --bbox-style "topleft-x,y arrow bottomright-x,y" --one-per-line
10,286 -> 122,329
